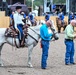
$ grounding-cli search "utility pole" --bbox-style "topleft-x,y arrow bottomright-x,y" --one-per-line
32,0 -> 33,11
66,0 -> 69,14
66,0 -> 69,22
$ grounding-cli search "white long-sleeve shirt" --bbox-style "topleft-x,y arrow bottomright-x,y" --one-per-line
13,11 -> 24,29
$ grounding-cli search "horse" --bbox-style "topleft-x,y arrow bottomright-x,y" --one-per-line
56,17 -> 67,33
0,20 -> 59,68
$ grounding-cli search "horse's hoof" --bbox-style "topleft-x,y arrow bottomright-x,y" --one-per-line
27,64 -> 33,68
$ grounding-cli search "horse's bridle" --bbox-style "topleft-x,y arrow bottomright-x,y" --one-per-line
50,24 -> 58,40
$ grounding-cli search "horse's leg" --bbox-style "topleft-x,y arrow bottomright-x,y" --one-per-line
0,44 -> 4,66
63,25 -> 67,31
27,44 -> 33,68
57,26 -> 61,33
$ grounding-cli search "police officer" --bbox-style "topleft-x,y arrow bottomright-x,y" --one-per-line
28,13 -> 34,25
13,6 -> 25,47
45,13 -> 50,21
69,12 -> 75,21
52,4 -> 56,15
58,12 -> 64,25
74,15 -> 76,20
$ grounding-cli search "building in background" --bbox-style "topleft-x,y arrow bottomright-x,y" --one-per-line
66,0 -> 76,14
43,0 -> 66,15
69,0 -> 76,14
66,0 -> 76,22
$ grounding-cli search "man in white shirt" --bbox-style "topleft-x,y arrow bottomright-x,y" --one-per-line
13,6 -> 25,47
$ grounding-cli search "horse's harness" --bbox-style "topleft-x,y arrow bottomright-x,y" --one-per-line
5,24 -> 28,48
50,27 -> 58,40
5,25 -> 40,48
28,25 -> 58,42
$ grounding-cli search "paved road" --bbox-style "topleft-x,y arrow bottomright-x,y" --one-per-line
0,33 -> 76,75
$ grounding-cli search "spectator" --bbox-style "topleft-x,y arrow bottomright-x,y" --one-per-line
58,12 -> 64,24
52,5 -> 56,13
45,13 -> 50,21
69,12 -> 75,21
28,13 -> 34,25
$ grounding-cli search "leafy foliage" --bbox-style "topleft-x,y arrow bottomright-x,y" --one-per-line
26,0 -> 32,7
26,0 -> 66,8
53,0 -> 66,4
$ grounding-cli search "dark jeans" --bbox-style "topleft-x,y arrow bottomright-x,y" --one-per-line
65,39 -> 75,64
17,24 -> 23,41
41,40 -> 49,68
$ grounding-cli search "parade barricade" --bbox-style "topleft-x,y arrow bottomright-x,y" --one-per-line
35,16 -> 68,26
0,11 -> 5,17
0,16 -> 10,28
0,16 -> 68,29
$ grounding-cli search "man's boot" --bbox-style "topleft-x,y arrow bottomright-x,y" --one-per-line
21,37 -> 25,47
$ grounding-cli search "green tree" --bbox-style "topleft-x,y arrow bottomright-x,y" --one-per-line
26,0 -> 43,9
25,0 -> 66,9
53,0 -> 66,4
34,0 -> 43,6
26,0 -> 32,7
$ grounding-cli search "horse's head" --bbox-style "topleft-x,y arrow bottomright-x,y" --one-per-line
48,20 -> 59,40
26,18 -> 32,26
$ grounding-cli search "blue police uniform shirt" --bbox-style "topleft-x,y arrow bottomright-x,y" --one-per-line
74,15 -> 76,19
28,14 -> 34,20
45,14 -> 50,21
40,24 -> 53,41
69,14 -> 74,20
58,13 -> 64,20
52,5 -> 56,9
